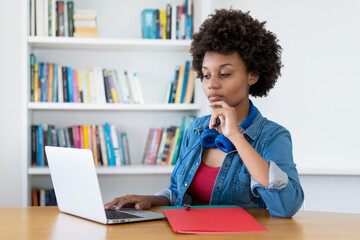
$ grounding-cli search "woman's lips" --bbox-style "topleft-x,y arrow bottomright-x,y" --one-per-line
209,95 -> 222,101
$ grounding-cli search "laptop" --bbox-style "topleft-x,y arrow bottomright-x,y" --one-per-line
45,146 -> 165,224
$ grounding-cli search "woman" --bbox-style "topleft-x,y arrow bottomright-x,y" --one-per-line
105,9 -> 304,218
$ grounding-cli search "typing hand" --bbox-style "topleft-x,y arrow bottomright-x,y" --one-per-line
104,195 -> 152,211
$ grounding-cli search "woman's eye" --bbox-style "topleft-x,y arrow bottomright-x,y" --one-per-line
220,73 -> 230,78
202,74 -> 210,80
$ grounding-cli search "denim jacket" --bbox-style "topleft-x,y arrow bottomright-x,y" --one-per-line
156,107 -> 304,218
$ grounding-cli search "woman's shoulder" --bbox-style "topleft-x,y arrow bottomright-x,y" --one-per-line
260,117 -> 292,140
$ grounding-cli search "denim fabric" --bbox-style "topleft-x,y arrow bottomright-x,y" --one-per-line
156,106 -> 304,218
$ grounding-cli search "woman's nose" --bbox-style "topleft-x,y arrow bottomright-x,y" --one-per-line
208,76 -> 220,89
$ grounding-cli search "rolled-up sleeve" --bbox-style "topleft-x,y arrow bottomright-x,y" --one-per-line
250,127 -> 304,218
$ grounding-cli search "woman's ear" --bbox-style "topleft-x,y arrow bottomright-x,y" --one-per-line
248,72 -> 259,86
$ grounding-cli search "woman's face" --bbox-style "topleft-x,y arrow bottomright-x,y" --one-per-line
201,51 -> 257,110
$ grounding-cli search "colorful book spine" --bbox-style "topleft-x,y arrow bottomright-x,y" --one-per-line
72,69 -> 78,103
180,61 -> 190,103
67,67 -> 73,102
103,123 -> 115,166
53,63 -> 58,102
48,63 -> 54,102
37,125 -> 44,166
33,63 -> 39,102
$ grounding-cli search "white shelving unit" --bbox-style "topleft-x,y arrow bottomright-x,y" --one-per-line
23,0 -> 209,206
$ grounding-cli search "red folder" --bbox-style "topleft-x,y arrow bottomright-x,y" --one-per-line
162,205 -> 267,234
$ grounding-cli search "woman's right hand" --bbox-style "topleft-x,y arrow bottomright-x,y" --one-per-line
104,194 -> 153,211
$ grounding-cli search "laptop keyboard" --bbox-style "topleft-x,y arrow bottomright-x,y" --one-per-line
105,209 -> 143,220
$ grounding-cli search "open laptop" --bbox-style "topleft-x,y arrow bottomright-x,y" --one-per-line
45,146 -> 165,224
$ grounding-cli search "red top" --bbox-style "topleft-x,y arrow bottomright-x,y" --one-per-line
187,161 -> 220,205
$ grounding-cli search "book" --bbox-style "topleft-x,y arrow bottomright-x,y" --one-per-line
47,63 -> 54,102
73,27 -> 99,38
66,67 -> 73,102
103,123 -> 115,166
121,132 -> 131,165
81,70 -> 88,103
67,1 -> 74,37
73,9 -> 97,20
141,9 -> 155,39
162,205 -> 267,234
174,65 -> 185,104
154,9 -> 160,39
167,127 -> 180,164
106,71 -> 119,103
53,63 -> 58,102
166,4 -> 172,40
98,125 -> 108,166
116,129 -> 126,166
74,69 -> 80,102
161,126 -> 177,165
142,128 -> 155,164
33,63 -> 39,102
37,124 -> 44,166
115,69 -> 131,104
183,69 -> 195,104
31,125 -> 38,166
35,0 -> 45,36
30,54 -> 35,102
57,65 -> 63,102
103,69 -> 113,103
85,70 -> 91,103
30,0 -> 35,36
32,188 -> 39,206
61,66 -> 68,102
74,19 -> 97,28
111,70 -> 124,103
149,128 -> 163,165
110,124 -> 121,166
56,1 -> 65,36
180,61 -> 191,103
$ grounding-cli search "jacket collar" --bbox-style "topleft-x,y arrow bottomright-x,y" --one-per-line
194,106 -> 265,141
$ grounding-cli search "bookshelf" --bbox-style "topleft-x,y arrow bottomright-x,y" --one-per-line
23,0 -> 210,206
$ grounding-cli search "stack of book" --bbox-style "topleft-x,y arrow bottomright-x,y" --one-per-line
32,188 -> 57,206
165,60 -> 195,104
30,54 -> 144,104
142,115 -> 196,165
141,0 -> 193,40
73,9 -> 98,38
31,123 -> 131,167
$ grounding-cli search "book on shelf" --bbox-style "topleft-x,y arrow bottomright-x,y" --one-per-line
73,9 -> 98,38
30,57 -> 147,104
31,123 -> 131,167
32,188 -> 57,206
30,0 -> 99,38
142,115 -> 196,166
166,61 -> 195,104
141,0 -> 193,40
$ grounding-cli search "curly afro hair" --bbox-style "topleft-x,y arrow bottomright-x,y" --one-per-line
190,9 -> 282,97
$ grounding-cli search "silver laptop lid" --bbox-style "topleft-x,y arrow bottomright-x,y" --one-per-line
45,146 -> 108,224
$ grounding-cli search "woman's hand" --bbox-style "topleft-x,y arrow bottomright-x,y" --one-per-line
104,195 -> 153,211
209,101 -> 239,138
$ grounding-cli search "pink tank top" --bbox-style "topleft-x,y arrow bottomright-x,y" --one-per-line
187,161 -> 220,205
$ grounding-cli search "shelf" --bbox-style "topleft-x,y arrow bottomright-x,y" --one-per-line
28,102 -> 201,111
28,165 -> 360,176
28,165 -> 174,175
28,36 -> 192,51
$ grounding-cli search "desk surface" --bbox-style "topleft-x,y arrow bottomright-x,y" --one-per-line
1,206 -> 360,240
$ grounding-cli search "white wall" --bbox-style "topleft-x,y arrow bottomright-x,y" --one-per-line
0,0 -> 23,206
212,0 -> 360,171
